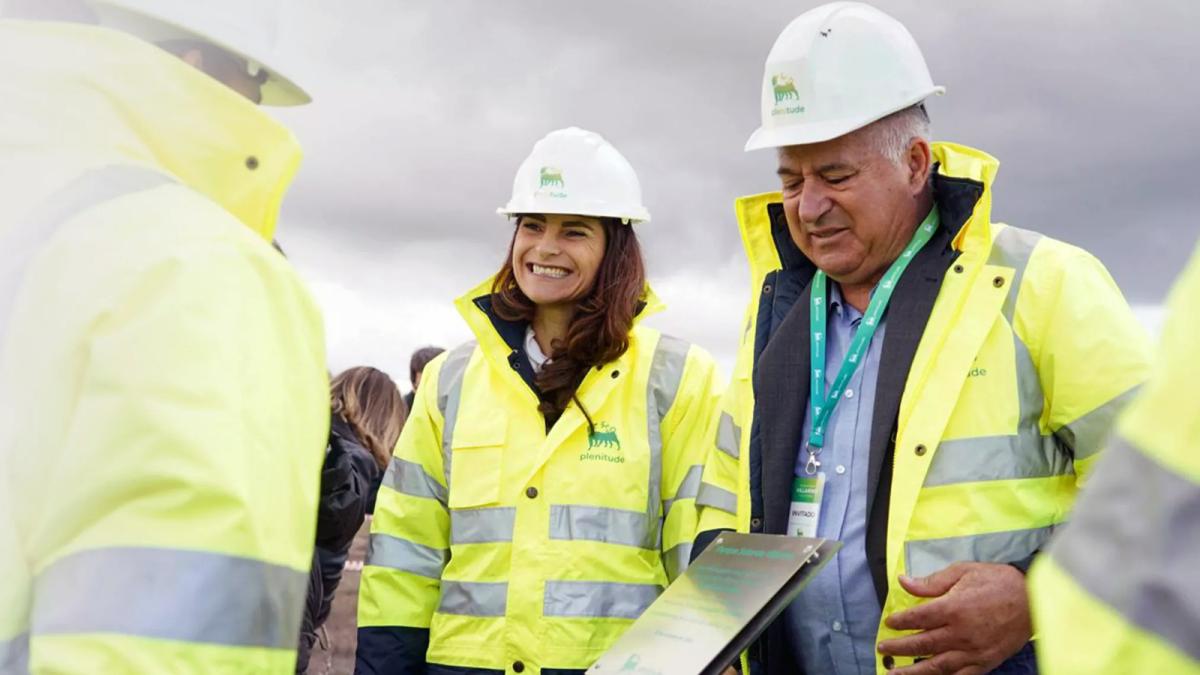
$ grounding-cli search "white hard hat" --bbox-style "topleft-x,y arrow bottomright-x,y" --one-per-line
497,127 -> 651,225
744,2 -> 943,151
86,0 -> 310,106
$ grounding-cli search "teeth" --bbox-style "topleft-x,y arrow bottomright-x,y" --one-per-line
532,264 -> 569,279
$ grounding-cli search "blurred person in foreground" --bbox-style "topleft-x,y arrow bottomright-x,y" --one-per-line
404,346 -> 446,413
298,367 -> 407,673
0,0 -> 327,672
1030,240 -> 1200,674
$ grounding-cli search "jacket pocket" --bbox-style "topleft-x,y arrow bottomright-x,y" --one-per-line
447,416 -> 507,509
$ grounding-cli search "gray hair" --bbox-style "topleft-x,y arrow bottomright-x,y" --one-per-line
864,104 -> 932,165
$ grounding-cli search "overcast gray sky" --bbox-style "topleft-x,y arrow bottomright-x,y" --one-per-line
269,1 -> 1199,383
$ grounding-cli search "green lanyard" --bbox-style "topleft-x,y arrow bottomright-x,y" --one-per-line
805,208 -> 940,475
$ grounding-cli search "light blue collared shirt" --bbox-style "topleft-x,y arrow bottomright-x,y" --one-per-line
784,282 -> 885,675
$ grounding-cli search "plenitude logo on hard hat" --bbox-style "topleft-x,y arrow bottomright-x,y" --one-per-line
537,166 -> 567,199
580,421 -> 623,463
767,61 -> 812,121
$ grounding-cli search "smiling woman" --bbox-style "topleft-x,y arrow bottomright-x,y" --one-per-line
492,211 -> 645,423
356,127 -> 725,674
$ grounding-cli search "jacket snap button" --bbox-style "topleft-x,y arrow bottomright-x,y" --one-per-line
245,156 -> 259,170
510,360 -> 520,370
953,264 -> 965,274
762,283 -> 773,295
513,661 -> 525,673
993,276 -> 1006,288
915,444 -> 927,456
882,654 -> 895,669
611,370 -> 620,379
751,517 -> 763,531
525,487 -> 539,499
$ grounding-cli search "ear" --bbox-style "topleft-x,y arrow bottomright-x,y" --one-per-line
905,137 -> 933,195
180,48 -> 205,70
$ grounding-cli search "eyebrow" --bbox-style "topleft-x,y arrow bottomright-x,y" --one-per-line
561,220 -> 596,229
776,162 -> 857,178
521,214 -> 546,222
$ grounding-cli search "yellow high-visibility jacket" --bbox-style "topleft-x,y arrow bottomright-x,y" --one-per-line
696,142 -> 1153,673
357,278 -> 722,674
0,22 -> 328,673
1031,242 -> 1200,674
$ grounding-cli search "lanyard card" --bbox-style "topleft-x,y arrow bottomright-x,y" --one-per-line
787,473 -> 825,538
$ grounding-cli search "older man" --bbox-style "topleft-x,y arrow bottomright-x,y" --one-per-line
694,3 -> 1151,674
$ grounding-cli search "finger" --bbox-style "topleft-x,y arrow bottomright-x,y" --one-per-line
877,626 -> 957,657
899,564 -> 967,598
887,650 -> 972,675
885,597 -> 953,631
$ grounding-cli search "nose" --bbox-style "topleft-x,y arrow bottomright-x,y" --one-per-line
534,234 -> 560,258
795,181 -> 832,226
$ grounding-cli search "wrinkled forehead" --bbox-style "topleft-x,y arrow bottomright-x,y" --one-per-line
775,128 -> 878,172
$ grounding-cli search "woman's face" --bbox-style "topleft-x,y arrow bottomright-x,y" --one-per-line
512,213 -> 607,309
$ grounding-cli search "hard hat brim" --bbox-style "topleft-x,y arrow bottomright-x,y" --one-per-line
744,86 -> 944,151
496,205 -> 650,225
90,1 -> 312,105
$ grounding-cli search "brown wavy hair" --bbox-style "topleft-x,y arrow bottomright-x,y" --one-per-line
330,366 -> 408,470
491,216 -> 646,423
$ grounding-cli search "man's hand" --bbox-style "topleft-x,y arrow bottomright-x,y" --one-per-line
876,562 -> 1031,674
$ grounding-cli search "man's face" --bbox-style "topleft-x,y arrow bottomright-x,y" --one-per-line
776,129 -> 924,287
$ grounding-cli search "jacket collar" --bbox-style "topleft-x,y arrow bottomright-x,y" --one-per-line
0,20 -> 302,241
735,142 -> 1001,277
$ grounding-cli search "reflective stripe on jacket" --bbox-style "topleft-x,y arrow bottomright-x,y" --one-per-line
357,278 -> 722,673
0,21 -> 328,673
1031,242 -> 1200,674
695,142 -> 1152,673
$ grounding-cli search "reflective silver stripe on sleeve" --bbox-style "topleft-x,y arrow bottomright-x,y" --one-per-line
365,533 -> 448,579
663,464 -> 705,518
904,525 -> 1055,578
383,457 -> 448,506
695,482 -> 738,515
543,580 -> 662,619
1054,387 -> 1140,463
1047,437 -> 1200,662
663,542 -> 693,582
437,342 -> 475,492
451,507 -> 516,544
0,633 -> 28,675
646,335 -> 690,529
31,546 -> 306,649
548,505 -> 657,549
716,412 -> 741,460
437,581 -> 508,617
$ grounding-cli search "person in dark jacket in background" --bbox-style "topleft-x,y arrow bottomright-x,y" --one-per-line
403,346 -> 444,412
298,366 -> 407,673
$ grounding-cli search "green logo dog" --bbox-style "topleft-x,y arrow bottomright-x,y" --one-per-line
588,421 -> 621,450
772,73 -> 799,103
539,166 -> 565,189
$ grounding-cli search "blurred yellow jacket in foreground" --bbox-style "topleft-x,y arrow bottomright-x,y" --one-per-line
1032,242 -> 1200,674
0,21 -> 328,673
